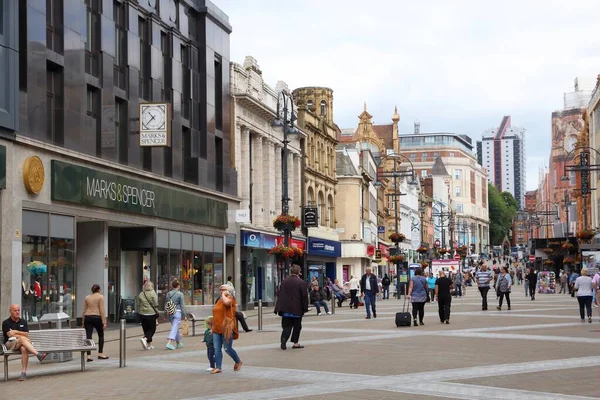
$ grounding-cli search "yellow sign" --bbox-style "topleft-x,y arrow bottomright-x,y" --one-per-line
23,156 -> 45,194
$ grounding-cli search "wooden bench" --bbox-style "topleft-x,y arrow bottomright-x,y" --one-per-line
185,305 -> 214,336
1,328 -> 96,381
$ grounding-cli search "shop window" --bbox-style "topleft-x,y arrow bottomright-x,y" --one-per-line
193,233 -> 203,304
213,237 -> 224,302
169,231 -> 181,292
203,236 -> 214,305
182,233 -> 193,305
156,229 -> 169,307
21,212 -> 74,322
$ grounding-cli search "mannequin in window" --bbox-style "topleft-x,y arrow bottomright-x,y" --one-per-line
33,277 -> 42,318
22,282 -> 33,321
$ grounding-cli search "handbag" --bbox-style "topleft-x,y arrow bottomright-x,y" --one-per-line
142,291 -> 160,326
221,304 -> 238,341
181,319 -> 190,336
165,292 -> 177,315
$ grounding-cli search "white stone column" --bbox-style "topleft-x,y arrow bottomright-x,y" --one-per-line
251,134 -> 264,227
274,143 -> 282,216
240,127 -> 251,211
263,139 -> 274,227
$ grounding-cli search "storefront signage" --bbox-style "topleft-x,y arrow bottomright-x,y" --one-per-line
303,207 -> 318,228
51,160 -> 227,228
307,237 -> 341,257
276,237 -> 306,250
139,103 -> 171,147
0,145 -> 6,189
378,243 -> 390,257
367,245 -> 375,256
580,152 -> 590,195
23,156 -> 45,194
377,226 -> 385,234
242,231 -> 277,249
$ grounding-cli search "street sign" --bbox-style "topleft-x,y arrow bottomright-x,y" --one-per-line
377,226 -> 385,234
529,255 -> 535,262
303,207 -> 318,228
454,253 -> 460,260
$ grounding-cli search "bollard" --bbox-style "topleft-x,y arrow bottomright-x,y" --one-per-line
331,296 -> 335,315
258,299 -> 263,331
119,319 -> 126,368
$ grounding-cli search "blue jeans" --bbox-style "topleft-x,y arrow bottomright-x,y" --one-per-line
207,346 -> 215,368
213,332 -> 240,369
382,287 -> 389,299
168,310 -> 182,341
313,300 -> 329,314
364,291 -> 376,317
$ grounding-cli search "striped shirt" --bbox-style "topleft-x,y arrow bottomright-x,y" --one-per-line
476,271 -> 493,287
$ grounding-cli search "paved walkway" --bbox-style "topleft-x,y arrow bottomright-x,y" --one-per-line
2,287 -> 599,399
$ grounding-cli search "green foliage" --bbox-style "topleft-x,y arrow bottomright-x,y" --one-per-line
488,184 -> 517,245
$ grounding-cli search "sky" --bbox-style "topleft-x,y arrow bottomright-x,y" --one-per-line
213,0 -> 600,191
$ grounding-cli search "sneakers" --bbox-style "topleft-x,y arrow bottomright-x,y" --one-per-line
206,367 -> 214,371
18,372 -> 26,381
166,343 -> 176,350
326,311 -> 332,315
177,342 -> 184,349
317,312 -> 322,316
140,337 -> 148,350
36,352 -> 48,363
148,345 -> 155,350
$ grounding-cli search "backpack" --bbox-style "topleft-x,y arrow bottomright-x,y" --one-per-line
165,292 -> 177,315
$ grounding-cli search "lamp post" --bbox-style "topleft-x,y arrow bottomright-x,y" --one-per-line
272,91 -> 299,280
562,146 -> 600,232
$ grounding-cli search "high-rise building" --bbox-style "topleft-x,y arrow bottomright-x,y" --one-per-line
477,116 -> 526,209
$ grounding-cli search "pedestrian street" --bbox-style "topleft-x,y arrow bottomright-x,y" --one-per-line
3,289 -> 599,399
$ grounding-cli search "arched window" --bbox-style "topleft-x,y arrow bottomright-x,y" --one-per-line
327,194 -> 334,228
307,186 -> 315,206
318,191 -> 325,226
320,100 -> 326,116
306,99 -> 314,111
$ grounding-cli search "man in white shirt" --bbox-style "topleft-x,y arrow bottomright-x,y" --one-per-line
348,275 -> 360,309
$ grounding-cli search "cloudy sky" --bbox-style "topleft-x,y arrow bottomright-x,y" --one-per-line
213,0 -> 600,190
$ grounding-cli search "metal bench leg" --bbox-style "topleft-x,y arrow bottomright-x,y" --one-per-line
81,352 -> 85,372
4,356 -> 8,381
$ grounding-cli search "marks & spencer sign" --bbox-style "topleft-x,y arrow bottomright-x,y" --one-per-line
51,160 -> 227,228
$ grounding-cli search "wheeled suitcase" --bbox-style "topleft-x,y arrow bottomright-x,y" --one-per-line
395,296 -> 412,327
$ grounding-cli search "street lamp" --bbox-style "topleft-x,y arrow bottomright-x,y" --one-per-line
272,91 -> 299,280
535,201 -> 559,251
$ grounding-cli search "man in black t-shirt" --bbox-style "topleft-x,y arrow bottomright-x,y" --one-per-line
435,271 -> 454,324
2,304 -> 48,381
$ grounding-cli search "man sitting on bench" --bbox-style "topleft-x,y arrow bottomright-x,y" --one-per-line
2,304 -> 48,381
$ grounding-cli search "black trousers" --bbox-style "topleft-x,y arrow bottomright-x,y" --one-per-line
577,296 -> 593,319
412,302 -> 425,323
281,316 -> 302,344
84,315 -> 104,355
438,296 -> 451,321
236,311 -> 250,332
140,314 -> 158,343
529,284 -> 537,299
350,290 -> 358,308
479,286 -> 490,310
498,291 -> 511,308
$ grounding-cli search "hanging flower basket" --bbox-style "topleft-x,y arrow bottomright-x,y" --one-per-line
576,229 -> 595,241
269,245 -> 303,261
438,248 -> 448,255
542,248 -> 553,254
458,251 -> 467,258
561,242 -> 574,250
273,215 -> 301,231
388,232 -> 406,243
563,257 -> 575,264
458,245 -> 468,252
388,255 -> 405,263
420,261 -> 429,268
417,246 -> 428,254
543,259 -> 554,266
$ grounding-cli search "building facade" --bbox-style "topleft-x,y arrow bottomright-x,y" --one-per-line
587,76 -> 600,232
0,0 -> 238,321
398,131 -> 490,254
230,57 -> 304,308
477,116 -> 526,209
293,87 -> 341,284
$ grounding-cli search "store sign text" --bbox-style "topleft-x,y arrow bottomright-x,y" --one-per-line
86,177 -> 156,209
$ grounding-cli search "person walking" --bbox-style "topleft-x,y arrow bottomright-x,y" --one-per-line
348,275 -> 360,308
381,274 -> 391,300
137,281 -> 159,350
82,284 -> 108,361
496,266 -> 512,310
211,287 -> 242,373
575,268 -> 594,323
165,279 -> 188,350
427,273 -> 437,304
203,316 -> 215,371
435,271 -> 453,324
274,264 -> 308,350
453,271 -> 464,297
360,268 -> 379,319
526,268 -> 538,300
476,264 -> 493,311
407,268 -> 429,326
569,270 -> 579,297
559,272 -> 568,294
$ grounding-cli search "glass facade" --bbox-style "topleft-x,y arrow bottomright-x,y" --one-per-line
21,211 -> 75,322
246,250 -> 277,304
399,135 -> 473,154
156,229 -> 223,307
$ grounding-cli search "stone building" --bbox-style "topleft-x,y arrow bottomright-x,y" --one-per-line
230,56 -> 304,308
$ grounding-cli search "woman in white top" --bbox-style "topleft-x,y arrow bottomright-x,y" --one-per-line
575,268 -> 594,323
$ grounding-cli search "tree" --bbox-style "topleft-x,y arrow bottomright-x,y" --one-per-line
488,184 -> 517,245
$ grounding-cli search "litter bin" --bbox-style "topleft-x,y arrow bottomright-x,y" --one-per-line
38,312 -> 73,363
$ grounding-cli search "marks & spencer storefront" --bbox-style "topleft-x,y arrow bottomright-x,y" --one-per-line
3,150 -> 235,323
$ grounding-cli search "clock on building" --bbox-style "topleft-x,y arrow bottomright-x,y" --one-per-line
564,136 -> 577,153
139,103 -> 171,147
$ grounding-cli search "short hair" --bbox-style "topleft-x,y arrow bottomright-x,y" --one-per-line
227,276 -> 233,281
414,268 -> 423,276
290,264 -> 301,276
143,281 -> 154,291
171,279 -> 180,288
91,284 -> 101,293
581,268 -> 589,276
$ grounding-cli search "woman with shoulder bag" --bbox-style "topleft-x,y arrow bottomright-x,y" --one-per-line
496,266 -> 512,310
211,284 -> 242,374
165,280 -> 188,350
407,268 -> 429,326
137,281 -> 159,350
